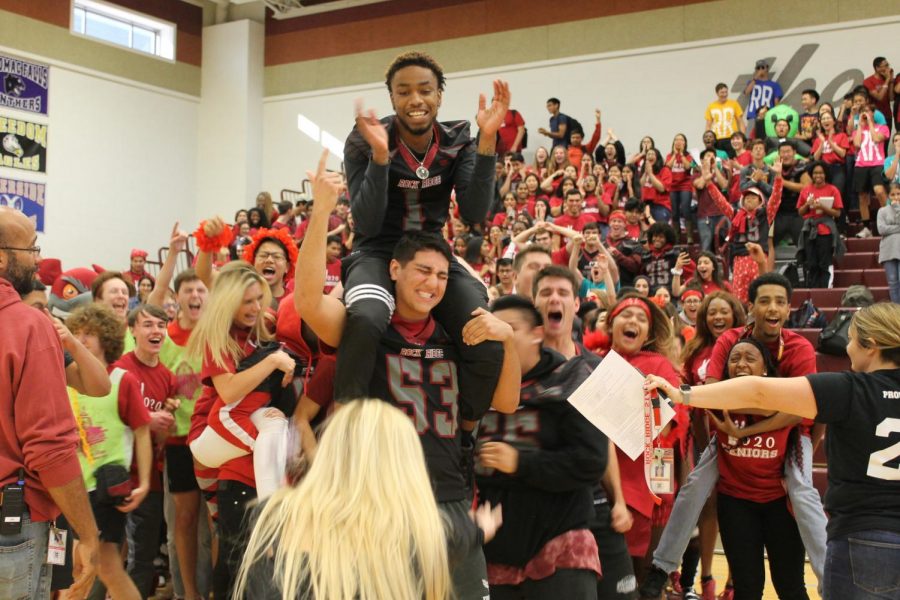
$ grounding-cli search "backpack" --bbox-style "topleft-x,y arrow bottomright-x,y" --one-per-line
840,284 -> 875,308
779,261 -> 805,289
818,309 -> 856,356
565,114 -> 584,142
787,299 -> 826,329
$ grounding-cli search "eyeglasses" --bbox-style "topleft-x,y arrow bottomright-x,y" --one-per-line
256,251 -> 286,262
0,245 -> 40,255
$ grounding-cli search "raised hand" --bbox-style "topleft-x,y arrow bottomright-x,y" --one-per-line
169,221 -> 188,253
476,79 -> 511,137
202,216 -> 226,238
771,158 -> 783,177
306,149 -> 344,215
354,100 -> 389,163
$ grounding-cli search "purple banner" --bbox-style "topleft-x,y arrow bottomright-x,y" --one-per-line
0,177 -> 46,232
0,54 -> 49,116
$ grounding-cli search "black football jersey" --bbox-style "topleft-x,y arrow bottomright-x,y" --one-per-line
344,116 -> 495,252
369,318 -> 466,502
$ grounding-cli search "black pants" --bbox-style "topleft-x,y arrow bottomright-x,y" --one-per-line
717,493 -> 809,600
803,232 -> 833,289
490,568 -> 598,599
774,213 -> 803,246
590,502 -> 637,599
213,480 -> 257,600
336,251 -> 502,421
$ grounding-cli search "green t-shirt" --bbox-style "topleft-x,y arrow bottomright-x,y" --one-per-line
159,332 -> 202,438
70,369 -> 131,491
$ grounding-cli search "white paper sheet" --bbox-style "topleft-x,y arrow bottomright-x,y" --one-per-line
567,349 -> 675,461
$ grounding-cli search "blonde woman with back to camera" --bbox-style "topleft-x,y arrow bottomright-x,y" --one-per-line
234,400 -> 503,600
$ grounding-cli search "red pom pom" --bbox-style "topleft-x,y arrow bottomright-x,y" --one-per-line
194,221 -> 234,253
583,329 -> 610,352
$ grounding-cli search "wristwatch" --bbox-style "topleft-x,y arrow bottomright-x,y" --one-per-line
679,383 -> 692,406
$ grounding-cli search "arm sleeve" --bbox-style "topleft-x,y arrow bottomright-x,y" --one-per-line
766,177 -> 784,225
455,139 -> 498,225
807,372 -> 853,424
118,373 -> 152,429
17,323 -> 83,488
877,206 -> 900,236
615,249 -> 642,276
344,127 -> 390,238
708,180 -> 735,219
515,408 -> 608,492
705,331 -> 735,382
586,122 -> 602,153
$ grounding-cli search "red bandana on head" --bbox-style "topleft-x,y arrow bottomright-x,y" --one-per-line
242,227 -> 299,280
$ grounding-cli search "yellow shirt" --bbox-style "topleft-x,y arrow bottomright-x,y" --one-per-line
705,99 -> 743,139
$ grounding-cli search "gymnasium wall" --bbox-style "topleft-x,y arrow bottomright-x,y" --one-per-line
260,15 -> 900,197
0,3 -> 202,269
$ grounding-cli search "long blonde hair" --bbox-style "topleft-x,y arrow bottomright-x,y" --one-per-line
852,302 -> 900,365
233,400 -> 451,600
186,261 -> 272,370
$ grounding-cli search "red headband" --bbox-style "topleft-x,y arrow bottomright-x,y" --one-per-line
681,289 -> 703,302
130,249 -> 148,259
608,210 -> 626,222
610,297 -> 652,324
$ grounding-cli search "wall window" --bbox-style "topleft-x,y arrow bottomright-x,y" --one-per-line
71,0 -> 175,61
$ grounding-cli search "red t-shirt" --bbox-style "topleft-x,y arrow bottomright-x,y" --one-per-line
682,344 -> 714,386
324,258 -> 341,294
797,183 -> 843,235
811,133 -> 850,165
583,193 -> 610,223
114,353 -> 178,415
863,74 -> 892,119
680,278 -> 732,296
715,412 -> 793,502
666,153 -> 695,192
554,213 -> 594,232
114,353 -> 178,490
497,109 -> 525,155
615,351 -> 681,518
640,167 -> 672,210
275,295 -> 313,362
625,222 -> 642,240
197,327 -> 258,487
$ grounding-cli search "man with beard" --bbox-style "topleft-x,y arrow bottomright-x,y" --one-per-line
339,51 -> 510,425
0,206 -> 101,598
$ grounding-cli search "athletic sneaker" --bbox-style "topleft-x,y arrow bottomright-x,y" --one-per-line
717,586 -> 734,600
683,591 -> 701,600
856,226 -> 873,238
639,565 -> 670,598
701,577 -> 716,600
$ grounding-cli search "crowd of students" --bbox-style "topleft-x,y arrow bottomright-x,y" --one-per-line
3,50 -> 899,600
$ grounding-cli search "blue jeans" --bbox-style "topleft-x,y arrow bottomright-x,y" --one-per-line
652,436 -> 826,585
824,530 -> 900,599
883,259 -> 900,304
697,215 -> 726,252
649,203 -> 672,225
0,513 -> 51,599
